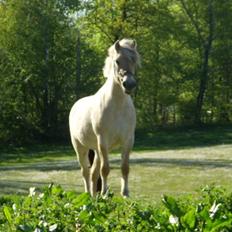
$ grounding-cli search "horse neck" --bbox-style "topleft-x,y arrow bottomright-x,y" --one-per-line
103,76 -> 128,104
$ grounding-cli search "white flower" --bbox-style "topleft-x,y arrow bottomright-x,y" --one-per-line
12,203 -> 17,212
34,228 -> 41,232
209,201 -> 221,219
39,220 -> 43,226
49,224 -> 58,231
169,215 -> 179,225
64,203 -> 71,208
29,187 -> 36,197
81,205 -> 87,211
43,222 -> 48,227
38,193 -> 44,199
155,223 -> 161,229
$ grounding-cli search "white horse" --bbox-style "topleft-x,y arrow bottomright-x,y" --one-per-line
69,39 -> 140,197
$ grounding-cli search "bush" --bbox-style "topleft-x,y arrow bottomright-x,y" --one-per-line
0,184 -> 232,231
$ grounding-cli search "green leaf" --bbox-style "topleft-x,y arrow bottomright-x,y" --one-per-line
72,192 -> 91,208
66,191 -> 78,200
93,213 -> 105,224
162,195 -> 183,217
181,209 -> 196,229
18,224 -> 33,232
3,206 -> 12,224
51,185 -> 63,196
78,210 -> 90,222
211,218 -> 232,231
199,208 -> 209,221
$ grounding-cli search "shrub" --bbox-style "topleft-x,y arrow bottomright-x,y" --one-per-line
0,184 -> 232,231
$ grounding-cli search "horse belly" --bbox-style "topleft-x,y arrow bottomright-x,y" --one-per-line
76,122 -> 97,149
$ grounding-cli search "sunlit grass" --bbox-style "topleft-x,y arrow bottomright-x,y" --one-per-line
0,143 -> 231,202
1,126 -> 232,201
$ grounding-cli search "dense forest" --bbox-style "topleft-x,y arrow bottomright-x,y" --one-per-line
0,0 -> 232,146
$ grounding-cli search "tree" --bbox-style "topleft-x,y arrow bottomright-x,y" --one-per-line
0,0 -> 77,144
179,0 -> 216,124
1,0 -> 232,146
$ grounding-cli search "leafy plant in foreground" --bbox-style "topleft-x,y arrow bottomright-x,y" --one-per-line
162,185 -> 232,231
0,184 -> 232,231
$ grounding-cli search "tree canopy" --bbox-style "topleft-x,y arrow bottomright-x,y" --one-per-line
0,0 -> 232,146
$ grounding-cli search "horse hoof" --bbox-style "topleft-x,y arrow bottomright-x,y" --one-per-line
121,190 -> 129,198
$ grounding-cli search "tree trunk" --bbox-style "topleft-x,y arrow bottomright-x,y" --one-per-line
41,0 -> 51,135
180,0 -> 215,125
195,0 -> 215,125
42,39 -> 50,134
195,43 -> 211,124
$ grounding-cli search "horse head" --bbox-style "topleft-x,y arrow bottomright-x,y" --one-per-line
104,39 -> 140,95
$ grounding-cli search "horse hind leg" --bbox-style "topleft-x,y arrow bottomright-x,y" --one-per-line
71,137 -> 90,193
97,137 -> 110,195
88,150 -> 101,196
88,150 -> 102,192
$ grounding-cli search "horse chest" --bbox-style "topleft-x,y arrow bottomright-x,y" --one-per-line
94,101 -> 135,148
108,116 -> 134,150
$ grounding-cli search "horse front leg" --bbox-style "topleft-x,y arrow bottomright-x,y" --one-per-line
71,138 -> 90,193
121,150 -> 130,197
97,138 -> 110,195
79,152 -> 90,193
121,138 -> 134,197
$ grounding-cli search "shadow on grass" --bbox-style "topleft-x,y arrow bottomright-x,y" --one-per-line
1,156 -> 231,173
0,160 -> 79,171
1,154 -> 231,196
0,145 -> 74,164
0,180 -> 50,194
109,157 -> 232,169
0,125 -> 232,163
129,158 -> 232,169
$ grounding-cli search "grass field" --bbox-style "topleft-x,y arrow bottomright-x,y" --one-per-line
0,126 -> 232,202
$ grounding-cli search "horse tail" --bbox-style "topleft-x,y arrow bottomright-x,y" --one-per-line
88,149 -> 102,192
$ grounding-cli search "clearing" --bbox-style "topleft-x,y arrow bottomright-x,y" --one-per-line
1,143 -> 232,202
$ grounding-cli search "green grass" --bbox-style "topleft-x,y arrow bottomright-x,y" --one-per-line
0,145 -> 73,165
1,124 -> 232,163
0,126 -> 232,201
135,124 -> 232,150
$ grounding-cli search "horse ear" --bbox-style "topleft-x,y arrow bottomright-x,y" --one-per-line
132,40 -> 137,49
114,40 -> 121,52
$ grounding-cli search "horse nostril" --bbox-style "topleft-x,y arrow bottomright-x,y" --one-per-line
122,81 -> 128,88
123,80 -> 136,91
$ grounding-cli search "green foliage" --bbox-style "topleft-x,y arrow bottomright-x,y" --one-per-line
0,0 -> 232,146
0,0 -> 101,146
0,184 -> 232,231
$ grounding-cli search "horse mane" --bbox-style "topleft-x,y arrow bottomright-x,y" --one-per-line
103,38 -> 140,78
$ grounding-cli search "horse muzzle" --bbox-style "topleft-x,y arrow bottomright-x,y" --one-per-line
122,76 -> 137,94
